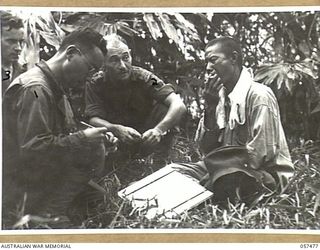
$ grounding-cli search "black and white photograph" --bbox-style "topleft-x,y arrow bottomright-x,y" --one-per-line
1,7 -> 320,231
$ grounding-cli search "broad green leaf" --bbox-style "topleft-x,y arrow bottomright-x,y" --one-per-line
143,14 -> 162,40
284,78 -> 293,94
255,60 -> 317,96
20,17 -> 40,69
294,60 -> 318,79
116,21 -> 139,37
99,23 -> 111,36
34,12 -> 65,48
158,13 -> 180,45
173,13 -> 200,41
107,24 -> 117,34
298,40 -> 311,57
254,64 -> 279,82
276,69 -> 285,90
39,31 -> 60,49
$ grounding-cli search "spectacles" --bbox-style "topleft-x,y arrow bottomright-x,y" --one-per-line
77,48 -> 98,76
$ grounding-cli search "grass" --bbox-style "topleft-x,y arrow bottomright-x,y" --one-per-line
77,134 -> 320,230
9,129 -> 320,230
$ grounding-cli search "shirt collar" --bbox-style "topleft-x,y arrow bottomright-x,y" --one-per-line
36,60 -> 65,98
36,60 -> 77,129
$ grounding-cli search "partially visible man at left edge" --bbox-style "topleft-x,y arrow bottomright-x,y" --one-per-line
2,27 -> 116,229
1,11 -> 26,94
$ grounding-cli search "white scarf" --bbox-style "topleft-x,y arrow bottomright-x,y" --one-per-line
216,67 -> 253,130
194,67 -> 254,144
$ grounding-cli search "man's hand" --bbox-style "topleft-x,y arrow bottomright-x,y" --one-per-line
104,132 -> 118,153
105,132 -> 118,145
203,70 -> 224,107
141,128 -> 162,146
113,125 -> 142,144
83,127 -> 108,139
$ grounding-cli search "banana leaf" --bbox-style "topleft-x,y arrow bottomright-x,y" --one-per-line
158,13 -> 180,45
143,13 -> 162,40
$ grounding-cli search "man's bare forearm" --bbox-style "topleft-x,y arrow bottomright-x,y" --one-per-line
89,117 -> 117,133
155,94 -> 187,133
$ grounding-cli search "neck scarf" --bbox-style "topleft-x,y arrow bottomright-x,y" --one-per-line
216,67 -> 253,130
36,61 -> 77,131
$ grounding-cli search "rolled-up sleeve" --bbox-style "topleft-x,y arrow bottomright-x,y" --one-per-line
135,68 -> 175,102
147,73 -> 175,102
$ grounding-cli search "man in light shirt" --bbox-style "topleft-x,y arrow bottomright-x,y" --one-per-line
171,36 -> 294,203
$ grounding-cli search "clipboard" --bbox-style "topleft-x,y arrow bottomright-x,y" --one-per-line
118,165 -> 213,219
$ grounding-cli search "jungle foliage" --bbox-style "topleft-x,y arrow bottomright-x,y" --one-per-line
8,9 -> 320,229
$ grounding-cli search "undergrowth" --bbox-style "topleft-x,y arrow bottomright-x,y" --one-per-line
10,132 -> 320,230
79,137 -> 320,230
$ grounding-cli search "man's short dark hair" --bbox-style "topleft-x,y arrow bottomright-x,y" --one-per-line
59,27 -> 107,56
0,11 -> 23,31
205,36 -> 243,67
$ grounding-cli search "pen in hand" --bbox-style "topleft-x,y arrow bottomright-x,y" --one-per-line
80,121 -> 118,152
80,121 -> 96,129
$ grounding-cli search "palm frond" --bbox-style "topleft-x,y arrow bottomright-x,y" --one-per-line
255,61 -> 318,95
